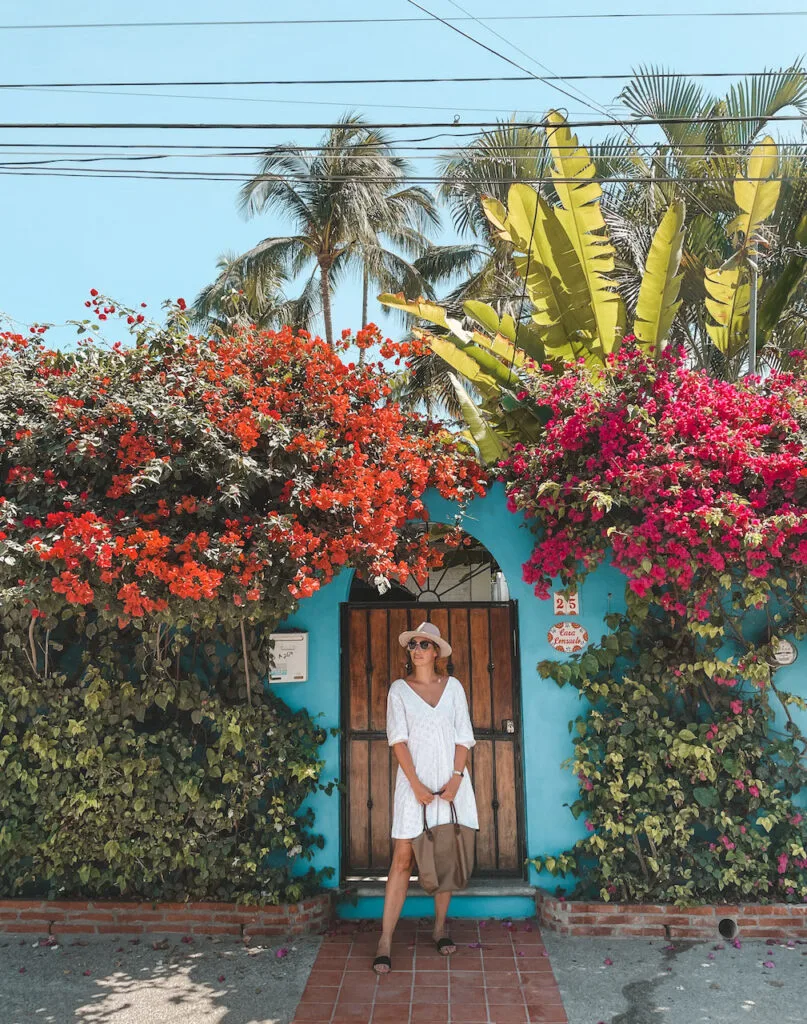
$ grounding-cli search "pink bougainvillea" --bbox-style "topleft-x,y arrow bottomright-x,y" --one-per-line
501,343 -> 807,627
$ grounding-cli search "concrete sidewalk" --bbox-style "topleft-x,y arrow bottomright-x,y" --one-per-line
0,931 -> 321,1024
543,932 -> 807,1024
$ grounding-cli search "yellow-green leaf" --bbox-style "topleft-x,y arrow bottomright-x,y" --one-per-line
484,185 -> 597,351
420,333 -> 501,399
545,110 -> 625,355
727,136 -> 781,249
378,293 -> 450,330
634,200 -> 686,354
704,266 -> 752,357
448,373 -> 505,466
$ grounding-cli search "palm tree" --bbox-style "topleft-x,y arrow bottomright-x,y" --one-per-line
598,65 -> 807,373
394,121 -> 551,415
236,113 -> 439,345
192,250 -> 315,335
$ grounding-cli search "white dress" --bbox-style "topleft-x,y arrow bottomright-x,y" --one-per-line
386,675 -> 479,840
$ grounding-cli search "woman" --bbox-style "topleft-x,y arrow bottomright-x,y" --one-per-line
373,620 -> 478,974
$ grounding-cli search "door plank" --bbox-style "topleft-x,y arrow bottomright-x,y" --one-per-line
369,609 -> 390,732
469,608 -> 492,730
448,607 -> 471,703
370,739 -> 392,868
348,739 -> 369,870
471,740 -> 496,871
387,606 -> 410,685
490,606 -> 514,725
494,741 -> 519,870
348,609 -> 369,732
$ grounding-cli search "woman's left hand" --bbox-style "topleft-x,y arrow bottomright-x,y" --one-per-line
439,775 -> 461,803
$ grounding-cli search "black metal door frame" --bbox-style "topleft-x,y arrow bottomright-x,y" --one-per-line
339,601 -> 526,879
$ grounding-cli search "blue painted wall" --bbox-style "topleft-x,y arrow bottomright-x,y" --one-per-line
270,482 -> 807,914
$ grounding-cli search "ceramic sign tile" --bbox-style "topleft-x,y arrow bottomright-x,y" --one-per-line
547,621 -> 589,653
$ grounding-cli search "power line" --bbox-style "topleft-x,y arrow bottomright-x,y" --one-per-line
0,166 -> 803,184
3,141 -> 807,154
4,12 -> 807,30
1,114 -> 805,130
442,0 -> 613,118
405,0 -> 587,111
1,71 -> 804,87
404,1 -> 761,221
12,149 -> 807,167
2,84 -> 605,118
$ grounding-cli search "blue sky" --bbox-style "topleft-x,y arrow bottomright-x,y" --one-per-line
2,0 -> 806,347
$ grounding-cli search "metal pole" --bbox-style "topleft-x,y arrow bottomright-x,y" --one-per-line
748,261 -> 758,375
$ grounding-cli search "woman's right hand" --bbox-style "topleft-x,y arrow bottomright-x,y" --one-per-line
412,780 -> 435,806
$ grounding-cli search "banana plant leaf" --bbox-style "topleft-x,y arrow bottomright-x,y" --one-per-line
704,266 -> 752,357
449,373 -> 506,466
545,110 -> 626,355
726,136 -> 781,253
634,199 -> 686,356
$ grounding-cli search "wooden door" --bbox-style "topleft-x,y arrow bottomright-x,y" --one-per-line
341,603 -> 525,878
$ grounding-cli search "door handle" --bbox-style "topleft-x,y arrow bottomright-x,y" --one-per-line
503,719 -> 515,734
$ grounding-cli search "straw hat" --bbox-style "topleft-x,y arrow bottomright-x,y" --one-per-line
397,621 -> 452,658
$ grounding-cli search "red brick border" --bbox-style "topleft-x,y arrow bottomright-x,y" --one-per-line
0,892 -> 334,938
537,890 -> 807,940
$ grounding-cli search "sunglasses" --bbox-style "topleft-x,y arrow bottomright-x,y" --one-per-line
407,639 -> 437,651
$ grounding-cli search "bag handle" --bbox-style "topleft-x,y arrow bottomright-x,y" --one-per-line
421,803 -> 433,841
422,794 -> 461,839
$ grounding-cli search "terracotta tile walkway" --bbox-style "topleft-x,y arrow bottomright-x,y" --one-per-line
292,919 -> 568,1024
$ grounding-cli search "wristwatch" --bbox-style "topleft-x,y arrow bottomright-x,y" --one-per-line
452,770 -> 464,778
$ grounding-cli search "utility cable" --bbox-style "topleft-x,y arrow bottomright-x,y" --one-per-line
3,84 -> 602,118
1,166 -> 803,184
1,71 -> 805,87
4,12 -> 807,30
2,115 -> 804,130
417,0 -> 715,216
404,0 -> 589,111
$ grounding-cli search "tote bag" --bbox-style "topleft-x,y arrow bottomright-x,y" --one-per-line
411,800 -> 475,895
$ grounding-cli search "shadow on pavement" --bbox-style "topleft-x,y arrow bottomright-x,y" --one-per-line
0,931 -> 321,1024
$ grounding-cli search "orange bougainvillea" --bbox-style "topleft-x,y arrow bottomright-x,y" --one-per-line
0,298 -> 486,631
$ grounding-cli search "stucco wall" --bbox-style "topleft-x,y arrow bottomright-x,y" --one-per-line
268,482 -> 625,894
268,481 -> 807,904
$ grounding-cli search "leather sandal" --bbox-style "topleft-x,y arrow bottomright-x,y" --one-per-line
435,936 -> 456,955
372,955 -> 392,974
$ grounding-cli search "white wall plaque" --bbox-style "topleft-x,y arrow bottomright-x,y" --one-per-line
770,637 -> 798,667
547,621 -> 589,654
269,632 -> 308,682
553,590 -> 580,616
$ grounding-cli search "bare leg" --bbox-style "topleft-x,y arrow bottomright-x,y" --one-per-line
374,840 -> 414,973
433,891 -> 456,954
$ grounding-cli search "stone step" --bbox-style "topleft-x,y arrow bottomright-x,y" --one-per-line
344,876 -> 536,899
